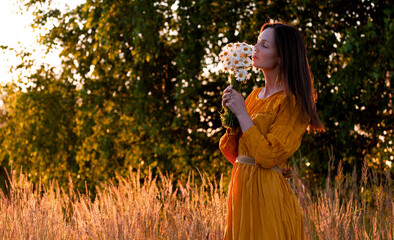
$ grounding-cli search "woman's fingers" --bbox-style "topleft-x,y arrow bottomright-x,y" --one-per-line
223,89 -> 241,107
222,86 -> 236,98
222,87 -> 242,108
223,85 -> 233,93
222,94 -> 235,107
222,92 -> 232,99
222,94 -> 233,106
222,98 -> 229,107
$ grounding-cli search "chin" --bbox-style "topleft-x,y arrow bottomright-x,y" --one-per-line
252,62 -> 262,68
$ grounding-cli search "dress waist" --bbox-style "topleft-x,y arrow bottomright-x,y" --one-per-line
235,155 -> 292,177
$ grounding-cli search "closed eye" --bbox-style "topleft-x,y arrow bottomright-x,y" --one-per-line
257,39 -> 268,48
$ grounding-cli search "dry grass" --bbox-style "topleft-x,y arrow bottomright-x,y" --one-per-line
0,158 -> 392,240
0,167 -> 226,240
290,152 -> 393,240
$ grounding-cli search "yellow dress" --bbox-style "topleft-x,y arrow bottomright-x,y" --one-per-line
219,87 -> 308,240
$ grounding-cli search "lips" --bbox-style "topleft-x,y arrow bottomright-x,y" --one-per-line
252,55 -> 258,60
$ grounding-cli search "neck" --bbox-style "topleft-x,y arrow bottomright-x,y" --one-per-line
262,68 -> 283,94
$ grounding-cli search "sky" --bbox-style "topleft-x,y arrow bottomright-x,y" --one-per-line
0,0 -> 85,86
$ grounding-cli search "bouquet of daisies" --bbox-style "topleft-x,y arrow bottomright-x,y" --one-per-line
219,42 -> 254,128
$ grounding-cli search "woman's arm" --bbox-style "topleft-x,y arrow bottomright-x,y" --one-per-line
224,88 -> 308,168
235,113 -> 254,134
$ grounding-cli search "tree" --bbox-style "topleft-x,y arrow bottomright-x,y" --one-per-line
0,0 -> 392,192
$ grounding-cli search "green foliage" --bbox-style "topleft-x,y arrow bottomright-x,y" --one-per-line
1,66 -> 78,188
0,0 -> 392,192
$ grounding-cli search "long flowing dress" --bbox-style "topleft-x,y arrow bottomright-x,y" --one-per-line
219,87 -> 308,240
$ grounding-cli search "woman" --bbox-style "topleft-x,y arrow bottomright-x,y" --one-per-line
219,22 -> 324,239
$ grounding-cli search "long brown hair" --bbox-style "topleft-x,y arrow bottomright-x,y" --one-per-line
261,23 -> 325,131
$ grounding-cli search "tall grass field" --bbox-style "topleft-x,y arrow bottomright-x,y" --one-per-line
0,157 -> 392,239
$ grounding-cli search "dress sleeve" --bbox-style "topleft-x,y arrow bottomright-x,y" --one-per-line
219,127 -> 240,164
238,96 -> 309,168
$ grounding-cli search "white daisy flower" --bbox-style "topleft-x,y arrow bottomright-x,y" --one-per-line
219,42 -> 253,81
235,68 -> 249,81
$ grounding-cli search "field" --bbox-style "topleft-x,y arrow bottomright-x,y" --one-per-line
0,157 -> 392,240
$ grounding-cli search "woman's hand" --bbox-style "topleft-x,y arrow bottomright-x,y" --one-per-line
221,85 -> 233,108
221,85 -> 248,118
222,85 -> 254,133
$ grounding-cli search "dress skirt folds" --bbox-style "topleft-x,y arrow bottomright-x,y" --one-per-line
219,88 -> 308,240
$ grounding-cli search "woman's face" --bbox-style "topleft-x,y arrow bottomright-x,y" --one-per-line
253,27 -> 280,70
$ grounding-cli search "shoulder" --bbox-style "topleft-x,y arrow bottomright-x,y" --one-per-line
274,92 -> 309,133
274,92 -> 301,121
247,87 -> 262,99
274,91 -> 296,111
259,90 -> 293,114
245,87 -> 262,104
